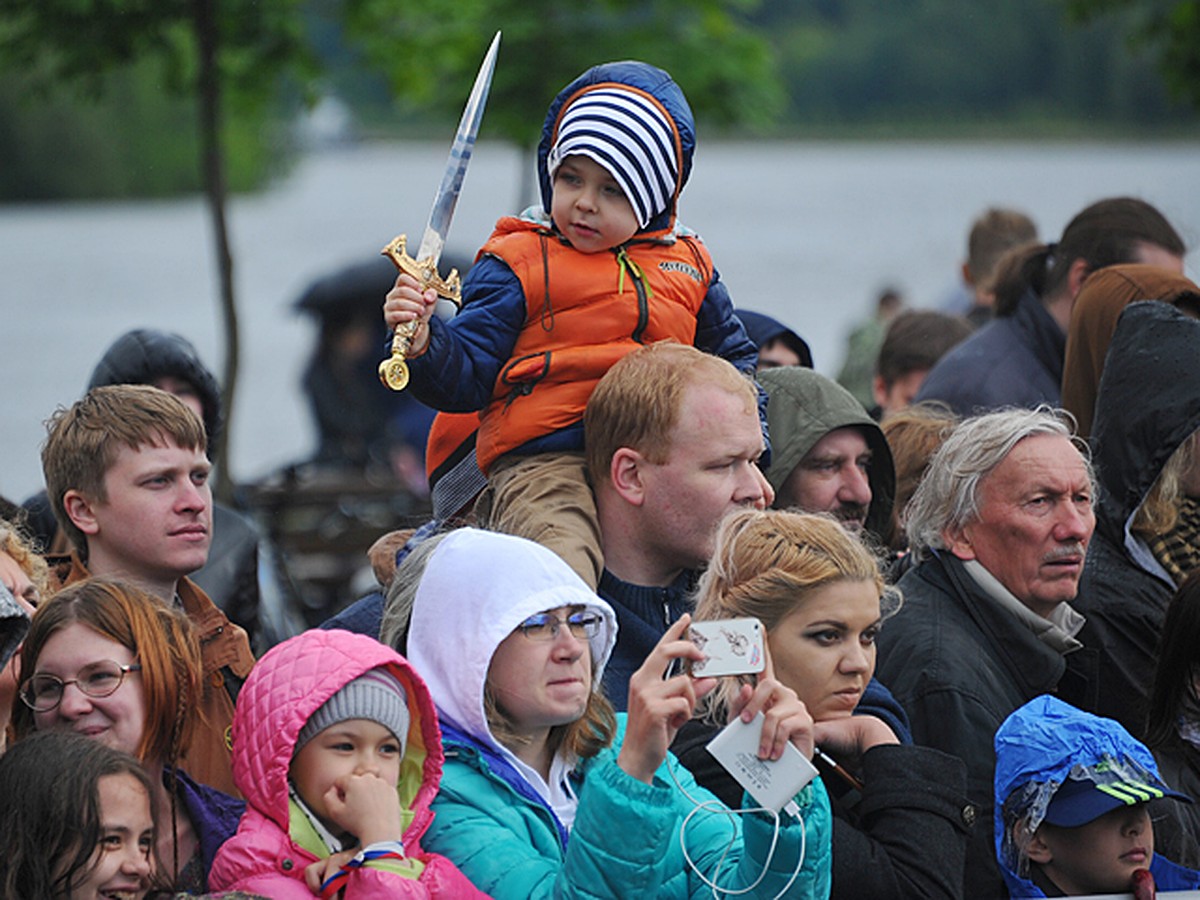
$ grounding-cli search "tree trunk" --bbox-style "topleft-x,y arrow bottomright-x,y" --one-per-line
194,0 -> 239,504
516,143 -> 538,214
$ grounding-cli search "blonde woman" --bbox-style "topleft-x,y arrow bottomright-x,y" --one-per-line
673,509 -> 971,900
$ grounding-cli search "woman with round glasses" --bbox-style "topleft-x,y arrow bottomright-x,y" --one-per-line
11,577 -> 244,894
392,527 -> 832,899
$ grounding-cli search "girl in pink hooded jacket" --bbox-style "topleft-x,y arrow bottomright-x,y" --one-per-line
209,628 -> 486,898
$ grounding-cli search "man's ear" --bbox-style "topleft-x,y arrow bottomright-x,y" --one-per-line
62,489 -> 101,537
872,374 -> 889,409
943,524 -> 976,561
1066,257 -> 1091,299
609,448 -> 647,507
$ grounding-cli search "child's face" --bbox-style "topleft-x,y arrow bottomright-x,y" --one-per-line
1036,804 -> 1153,895
550,155 -> 639,253
290,719 -> 402,832
65,772 -> 154,900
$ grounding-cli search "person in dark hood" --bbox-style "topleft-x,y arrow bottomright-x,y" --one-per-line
1061,264 -> 1200,440
759,366 -> 895,544
22,328 -> 294,652
296,256 -> 439,484
995,695 -> 1200,897
382,60 -> 760,590
1074,302 -> 1200,738
734,308 -> 814,369
88,329 -> 224,451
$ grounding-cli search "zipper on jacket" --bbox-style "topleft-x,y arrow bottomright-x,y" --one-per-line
615,246 -> 651,343
446,741 -> 570,850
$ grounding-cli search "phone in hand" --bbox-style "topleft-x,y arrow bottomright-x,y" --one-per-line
687,617 -> 766,678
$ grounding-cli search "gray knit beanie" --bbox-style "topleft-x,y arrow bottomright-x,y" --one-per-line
296,667 -> 410,755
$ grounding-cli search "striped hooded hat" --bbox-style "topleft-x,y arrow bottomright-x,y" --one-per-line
538,61 -> 694,234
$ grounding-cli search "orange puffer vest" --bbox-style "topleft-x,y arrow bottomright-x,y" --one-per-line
475,216 -> 713,471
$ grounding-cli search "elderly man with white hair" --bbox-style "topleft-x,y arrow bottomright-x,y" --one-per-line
876,407 -> 1100,900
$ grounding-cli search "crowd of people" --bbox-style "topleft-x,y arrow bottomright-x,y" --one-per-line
1,57 -> 1199,900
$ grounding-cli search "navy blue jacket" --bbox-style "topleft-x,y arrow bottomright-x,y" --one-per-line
916,289 -> 1064,416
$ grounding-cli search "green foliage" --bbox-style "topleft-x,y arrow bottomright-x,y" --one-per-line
0,58 -> 284,200
0,0 -> 311,201
340,0 -> 784,148
0,0 -> 316,107
765,0 -> 1191,125
1,0 -> 1196,204
1064,0 -> 1200,110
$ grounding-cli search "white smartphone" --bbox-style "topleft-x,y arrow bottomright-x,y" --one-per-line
688,617 -> 766,678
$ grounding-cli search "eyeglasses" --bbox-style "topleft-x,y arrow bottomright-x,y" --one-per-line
517,611 -> 602,642
19,660 -> 142,712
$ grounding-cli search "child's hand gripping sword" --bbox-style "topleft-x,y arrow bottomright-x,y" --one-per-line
378,31 -> 501,391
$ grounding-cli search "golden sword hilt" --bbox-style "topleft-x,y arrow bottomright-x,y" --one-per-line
378,234 -> 463,391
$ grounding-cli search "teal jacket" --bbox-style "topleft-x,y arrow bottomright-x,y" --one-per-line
424,716 -> 832,899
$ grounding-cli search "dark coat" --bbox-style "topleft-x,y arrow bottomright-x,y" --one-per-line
915,288 -> 1065,416
1152,736 -> 1200,868
876,552 -> 1098,900
174,766 -> 245,890
1074,302 -> 1200,737
672,721 -> 971,900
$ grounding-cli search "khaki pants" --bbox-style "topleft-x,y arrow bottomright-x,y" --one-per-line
475,451 -> 603,590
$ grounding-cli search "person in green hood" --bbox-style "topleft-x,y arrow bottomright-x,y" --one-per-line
759,367 -> 895,544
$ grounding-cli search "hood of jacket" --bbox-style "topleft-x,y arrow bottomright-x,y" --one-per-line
994,695 -> 1176,896
406,528 -> 617,760
88,328 -> 223,456
735,309 -> 814,368
1090,302 -> 1200,548
229,628 -> 443,844
759,365 -> 895,537
537,60 -> 694,236
1062,264 -> 1200,439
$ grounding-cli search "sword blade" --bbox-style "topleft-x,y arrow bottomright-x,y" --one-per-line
415,30 -> 501,264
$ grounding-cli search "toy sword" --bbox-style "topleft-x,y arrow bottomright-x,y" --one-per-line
378,30 -> 501,391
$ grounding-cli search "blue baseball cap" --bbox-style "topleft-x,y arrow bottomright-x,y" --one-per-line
1043,763 -> 1192,828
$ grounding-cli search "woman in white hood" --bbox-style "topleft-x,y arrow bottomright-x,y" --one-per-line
401,527 -> 832,898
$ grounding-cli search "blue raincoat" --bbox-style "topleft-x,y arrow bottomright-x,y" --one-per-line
993,695 -> 1200,897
